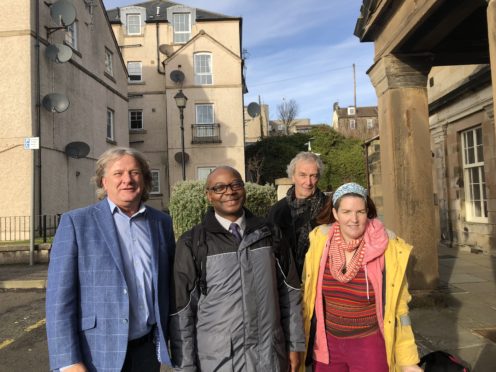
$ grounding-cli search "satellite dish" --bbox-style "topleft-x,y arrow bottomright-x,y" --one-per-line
50,0 -> 77,27
247,102 -> 260,118
65,142 -> 90,159
174,152 -> 189,163
159,44 -> 172,56
45,43 -> 73,63
170,70 -> 185,83
42,93 -> 70,113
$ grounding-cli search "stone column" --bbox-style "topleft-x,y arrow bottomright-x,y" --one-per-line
368,54 -> 438,289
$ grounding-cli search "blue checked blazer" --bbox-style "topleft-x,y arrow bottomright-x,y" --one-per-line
46,199 -> 175,371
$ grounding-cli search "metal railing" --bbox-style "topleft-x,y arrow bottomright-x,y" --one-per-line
0,215 -> 61,242
191,123 -> 221,144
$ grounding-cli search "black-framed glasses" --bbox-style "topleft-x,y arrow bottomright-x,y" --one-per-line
207,180 -> 245,194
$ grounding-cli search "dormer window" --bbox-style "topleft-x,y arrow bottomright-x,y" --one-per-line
347,106 -> 356,116
173,13 -> 191,43
126,14 -> 141,35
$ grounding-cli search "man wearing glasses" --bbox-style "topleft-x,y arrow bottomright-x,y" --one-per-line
170,166 -> 305,372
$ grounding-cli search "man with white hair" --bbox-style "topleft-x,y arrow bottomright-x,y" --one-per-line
268,151 -> 328,277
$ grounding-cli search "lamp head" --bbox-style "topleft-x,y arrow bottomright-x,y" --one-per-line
174,89 -> 188,109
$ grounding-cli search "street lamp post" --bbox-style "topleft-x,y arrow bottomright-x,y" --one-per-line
174,89 -> 188,181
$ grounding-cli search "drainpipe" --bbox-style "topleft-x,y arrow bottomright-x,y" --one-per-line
31,0 -> 42,265
156,21 -> 171,207
156,22 -> 165,75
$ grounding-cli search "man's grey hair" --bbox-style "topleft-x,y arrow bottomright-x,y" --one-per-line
286,151 -> 324,178
93,147 -> 152,201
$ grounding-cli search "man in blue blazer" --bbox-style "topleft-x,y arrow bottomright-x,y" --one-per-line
46,147 -> 175,372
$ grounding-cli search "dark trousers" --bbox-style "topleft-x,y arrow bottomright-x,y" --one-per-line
122,331 -> 160,372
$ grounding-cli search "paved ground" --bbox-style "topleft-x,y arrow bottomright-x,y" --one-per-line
410,245 -> 496,371
0,245 -> 495,371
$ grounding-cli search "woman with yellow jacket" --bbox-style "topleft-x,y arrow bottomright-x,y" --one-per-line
301,183 -> 422,372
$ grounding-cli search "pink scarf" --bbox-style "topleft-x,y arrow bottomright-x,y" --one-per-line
328,222 -> 366,282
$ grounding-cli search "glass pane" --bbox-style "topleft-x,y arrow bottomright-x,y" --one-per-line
151,172 -> 159,193
127,62 -> 141,80
466,130 -> 474,148
467,145 -> 475,164
471,167 -> 479,184
474,200 -> 481,217
107,111 -> 113,138
173,14 -> 188,32
127,15 -> 140,34
196,105 -> 213,124
129,111 -> 142,129
174,32 -> 189,43
473,181 -> 480,201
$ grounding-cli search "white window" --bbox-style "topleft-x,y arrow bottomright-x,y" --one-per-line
106,109 -> 114,140
129,110 -> 143,130
127,61 -> 142,82
367,118 -> 374,129
173,13 -> 191,43
197,167 -> 216,180
194,53 -> 212,85
126,14 -> 141,35
196,104 -> 214,137
349,119 -> 356,129
151,170 -> 160,194
105,48 -> 113,76
65,22 -> 78,50
277,124 -> 284,131
347,106 -> 356,116
462,126 -> 487,222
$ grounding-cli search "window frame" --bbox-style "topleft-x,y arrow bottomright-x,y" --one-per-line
349,119 -> 356,129
367,118 -> 374,129
65,21 -> 78,50
197,166 -> 216,181
194,53 -> 213,85
105,48 -> 113,76
128,109 -> 143,130
173,13 -> 191,44
195,104 -> 215,137
126,13 -> 142,35
347,107 -> 356,116
127,61 -> 143,82
106,108 -> 115,141
461,126 -> 487,222
151,170 -> 160,194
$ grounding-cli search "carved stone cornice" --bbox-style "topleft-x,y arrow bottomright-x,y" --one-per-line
368,54 -> 430,97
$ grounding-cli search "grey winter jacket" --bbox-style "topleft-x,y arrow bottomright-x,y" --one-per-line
169,208 -> 305,371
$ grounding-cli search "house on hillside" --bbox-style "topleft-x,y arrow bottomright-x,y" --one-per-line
331,103 -> 378,141
107,1 -> 246,210
269,118 -> 312,135
0,0 -> 128,238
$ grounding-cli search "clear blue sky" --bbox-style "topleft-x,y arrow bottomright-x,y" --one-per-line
103,0 -> 377,124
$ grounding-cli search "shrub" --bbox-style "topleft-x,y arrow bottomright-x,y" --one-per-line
169,180 -> 276,238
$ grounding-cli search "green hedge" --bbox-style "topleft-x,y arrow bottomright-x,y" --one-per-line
169,180 -> 276,238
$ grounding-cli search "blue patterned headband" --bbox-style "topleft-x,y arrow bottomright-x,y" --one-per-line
332,183 -> 368,204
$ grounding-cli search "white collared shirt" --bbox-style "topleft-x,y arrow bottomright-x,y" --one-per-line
214,211 -> 246,237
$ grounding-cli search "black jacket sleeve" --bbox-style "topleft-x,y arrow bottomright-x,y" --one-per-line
169,230 -> 200,371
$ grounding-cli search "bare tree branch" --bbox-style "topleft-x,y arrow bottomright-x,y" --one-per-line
277,99 -> 299,134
